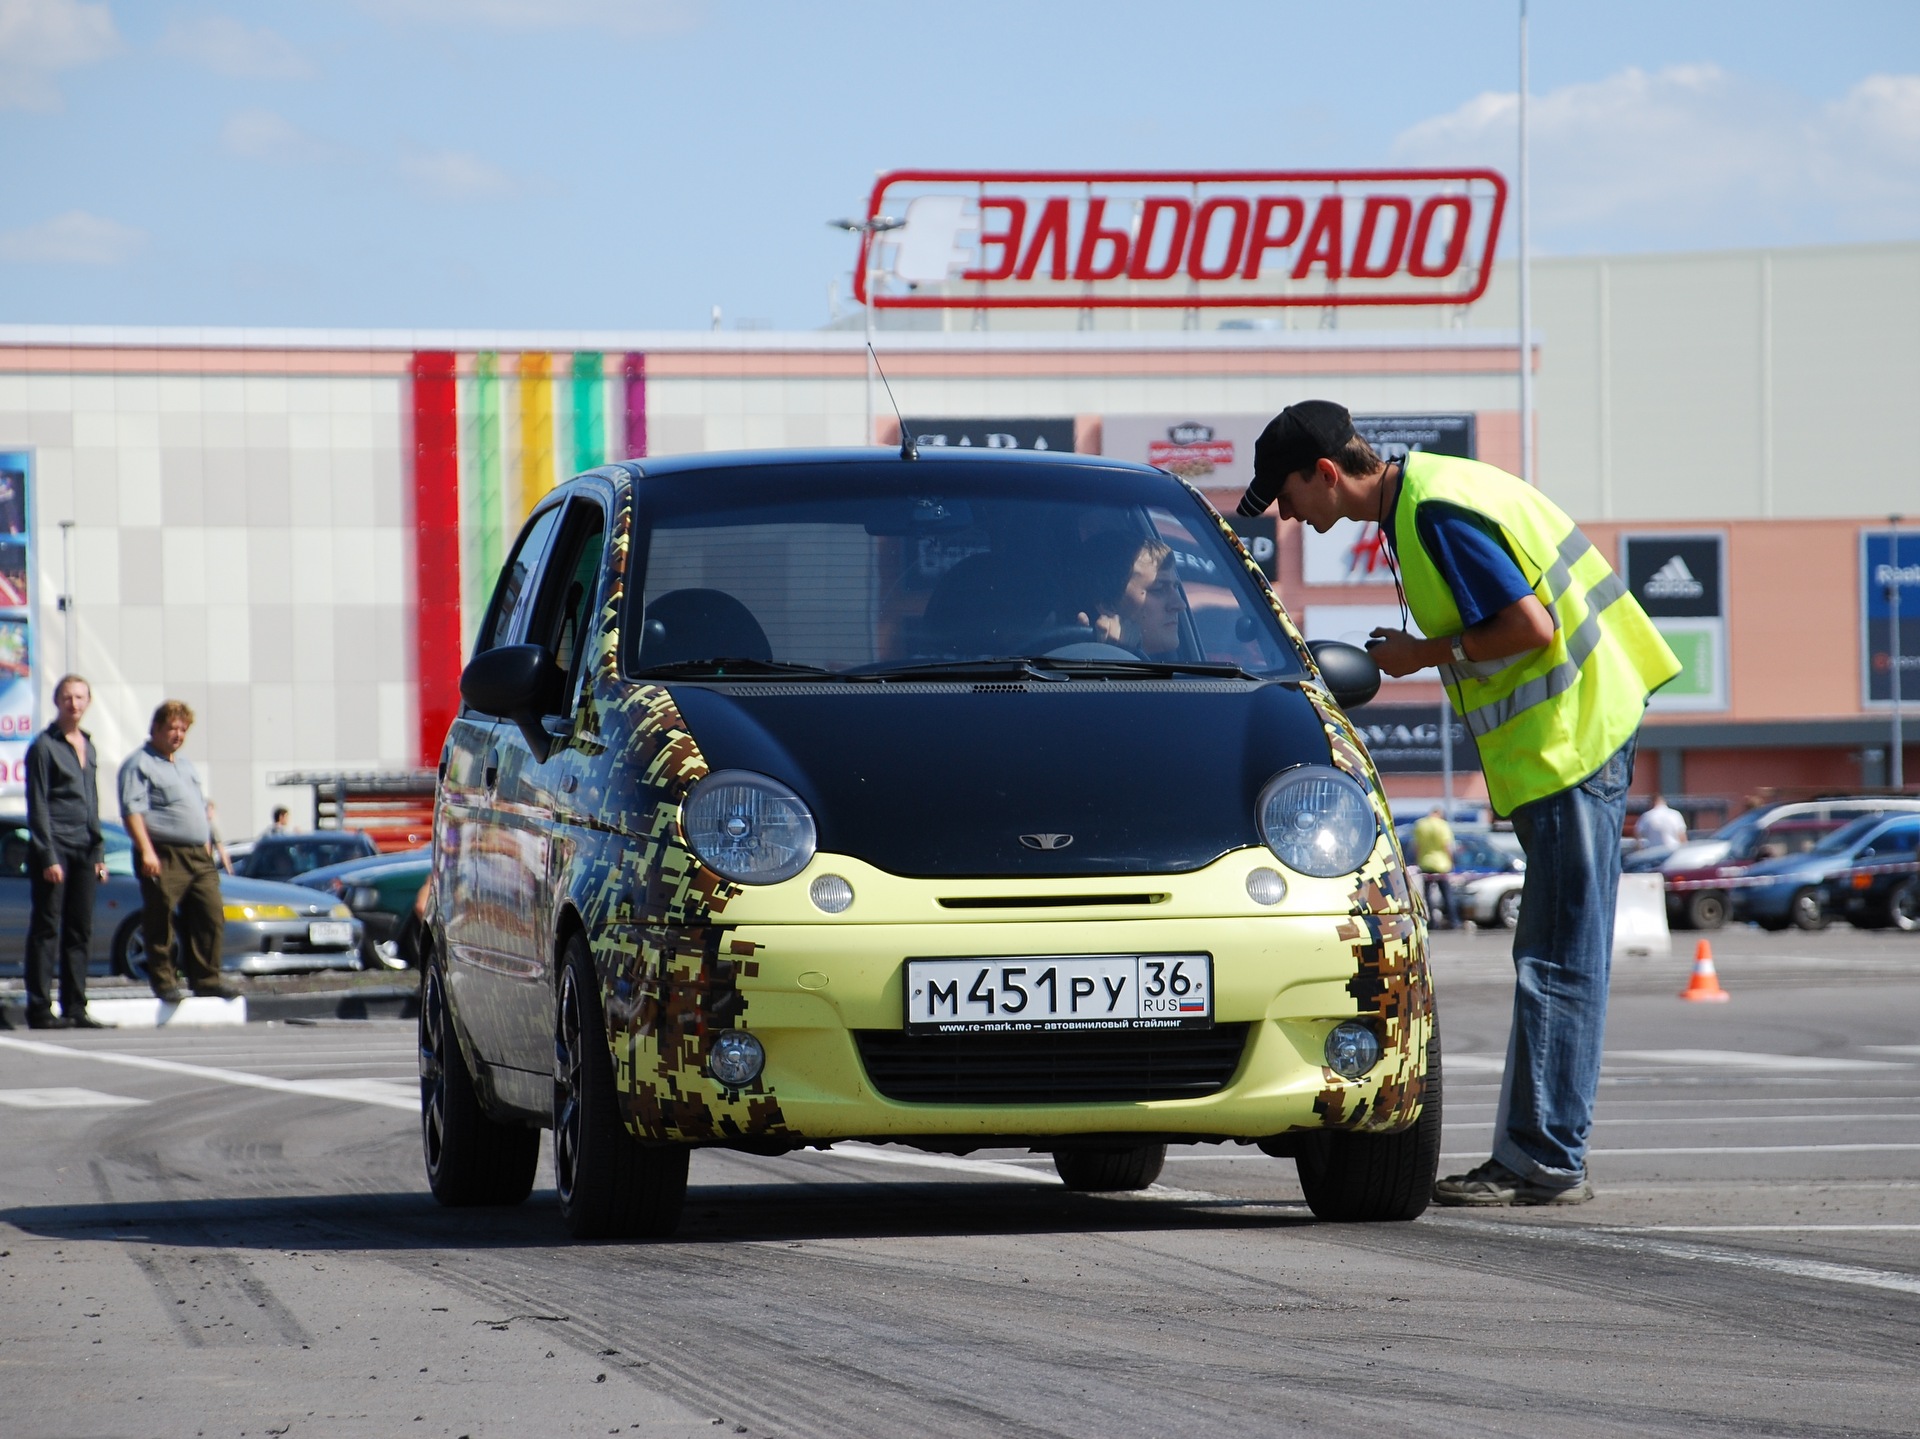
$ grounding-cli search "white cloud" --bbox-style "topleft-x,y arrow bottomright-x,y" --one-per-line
397,145 -> 516,200
367,0 -> 701,37
1393,65 -> 1920,251
0,209 -> 143,264
221,108 -> 342,164
161,13 -> 311,79
0,0 -> 118,110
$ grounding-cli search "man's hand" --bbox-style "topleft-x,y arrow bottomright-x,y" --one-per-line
139,849 -> 162,879
1367,627 -> 1433,679
42,862 -> 64,884
94,862 -> 108,883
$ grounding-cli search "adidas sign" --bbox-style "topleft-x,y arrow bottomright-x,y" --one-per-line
1644,555 -> 1705,601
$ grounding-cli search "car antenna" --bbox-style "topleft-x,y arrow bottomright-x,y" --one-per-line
870,343 -> 917,460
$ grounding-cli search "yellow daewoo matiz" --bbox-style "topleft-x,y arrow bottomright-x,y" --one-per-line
421,448 -> 1438,1239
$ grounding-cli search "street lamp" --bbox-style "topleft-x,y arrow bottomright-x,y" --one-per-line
829,214 -> 905,444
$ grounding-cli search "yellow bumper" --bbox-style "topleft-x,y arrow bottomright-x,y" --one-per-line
611,844 -> 1434,1146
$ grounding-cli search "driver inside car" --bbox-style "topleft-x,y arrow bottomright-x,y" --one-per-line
1071,531 -> 1182,658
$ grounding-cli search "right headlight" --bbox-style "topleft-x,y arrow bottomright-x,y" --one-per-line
1256,765 -> 1379,877
681,770 -> 817,885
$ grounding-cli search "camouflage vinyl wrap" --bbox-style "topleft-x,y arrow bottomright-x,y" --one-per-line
1190,482 -> 1435,1135
559,495 -> 792,1145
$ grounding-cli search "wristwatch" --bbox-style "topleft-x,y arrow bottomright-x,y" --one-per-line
1449,635 -> 1468,666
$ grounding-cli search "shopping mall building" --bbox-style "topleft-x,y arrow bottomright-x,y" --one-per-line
0,229 -> 1915,834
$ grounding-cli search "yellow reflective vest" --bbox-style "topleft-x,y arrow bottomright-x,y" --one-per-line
1388,452 -> 1679,815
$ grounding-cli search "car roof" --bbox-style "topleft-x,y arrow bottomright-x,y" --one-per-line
612,447 -> 1164,484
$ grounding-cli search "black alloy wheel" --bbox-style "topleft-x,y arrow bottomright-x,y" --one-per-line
1686,890 -> 1728,931
1052,1144 -> 1167,1192
111,915 -> 161,982
1889,880 -> 1920,933
554,934 -> 689,1240
1788,886 -> 1829,932
1293,1025 -> 1444,1223
419,950 -> 538,1207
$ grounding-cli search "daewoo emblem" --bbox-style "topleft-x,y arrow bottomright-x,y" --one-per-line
1020,833 -> 1074,851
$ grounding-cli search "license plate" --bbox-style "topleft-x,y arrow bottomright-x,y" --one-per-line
308,921 -> 354,947
904,954 -> 1212,1033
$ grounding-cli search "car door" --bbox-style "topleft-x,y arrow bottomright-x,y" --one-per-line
0,822 -> 31,975
483,493 -> 610,1074
442,501 -> 563,1070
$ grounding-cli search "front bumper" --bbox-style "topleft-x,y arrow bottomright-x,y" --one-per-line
602,846 -> 1433,1147
227,917 -> 365,974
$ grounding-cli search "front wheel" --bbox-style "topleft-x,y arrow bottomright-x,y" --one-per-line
554,935 -> 689,1240
1494,889 -> 1523,930
419,951 -> 538,1207
1687,890 -> 1728,931
1053,1144 -> 1166,1192
1888,880 -> 1920,933
1788,887 -> 1828,932
111,915 -> 152,982
1295,1026 -> 1443,1223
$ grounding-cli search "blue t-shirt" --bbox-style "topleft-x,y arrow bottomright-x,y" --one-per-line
1384,474 -> 1534,628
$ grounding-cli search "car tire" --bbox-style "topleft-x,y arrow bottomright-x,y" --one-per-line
1294,1025 -> 1443,1223
1788,887 -> 1828,932
1889,880 -> 1920,933
554,933 -> 689,1240
1686,891 -> 1728,931
111,914 -> 164,982
1052,1144 -> 1167,1192
1495,890 -> 1523,930
419,948 -> 538,1208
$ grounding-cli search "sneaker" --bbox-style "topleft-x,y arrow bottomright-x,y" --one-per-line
68,1013 -> 114,1029
1433,1158 -> 1594,1207
155,985 -> 189,1004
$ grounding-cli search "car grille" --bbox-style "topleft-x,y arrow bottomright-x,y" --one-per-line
853,1024 -> 1251,1106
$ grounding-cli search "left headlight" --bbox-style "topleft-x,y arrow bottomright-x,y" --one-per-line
681,770 -> 817,885
1256,765 -> 1379,878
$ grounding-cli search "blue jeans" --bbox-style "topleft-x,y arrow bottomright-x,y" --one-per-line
1492,735 -> 1636,1187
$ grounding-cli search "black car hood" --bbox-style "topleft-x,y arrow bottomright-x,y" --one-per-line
670,680 -> 1335,878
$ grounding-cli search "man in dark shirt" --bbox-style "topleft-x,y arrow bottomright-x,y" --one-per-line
24,674 -> 111,1029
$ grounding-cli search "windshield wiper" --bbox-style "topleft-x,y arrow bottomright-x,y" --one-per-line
1023,658 -> 1269,681
847,658 -> 1071,683
634,657 -> 840,679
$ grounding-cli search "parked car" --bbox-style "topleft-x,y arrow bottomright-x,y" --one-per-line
1394,823 -> 1525,928
422,449 -> 1435,1240
1732,814 -> 1920,930
292,848 -> 430,969
1645,798 -> 1920,929
1820,835 -> 1920,932
0,820 -> 364,979
234,830 -> 378,882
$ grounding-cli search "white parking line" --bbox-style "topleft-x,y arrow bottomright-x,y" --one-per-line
1442,1144 -> 1920,1160
0,1034 -> 417,1112
1606,1050 -> 1910,1072
1601,1225 -> 1920,1233
0,1087 -> 149,1109
1480,1224 -> 1920,1297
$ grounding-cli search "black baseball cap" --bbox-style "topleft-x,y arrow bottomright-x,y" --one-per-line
1237,400 -> 1356,516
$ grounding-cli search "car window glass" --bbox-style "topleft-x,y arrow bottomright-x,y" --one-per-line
476,506 -> 563,655
525,499 -> 608,709
0,825 -> 27,878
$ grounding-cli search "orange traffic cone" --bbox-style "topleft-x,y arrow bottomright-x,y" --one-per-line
1679,938 -> 1731,1002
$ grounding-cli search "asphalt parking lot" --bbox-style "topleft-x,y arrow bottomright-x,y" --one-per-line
0,925 -> 1914,1439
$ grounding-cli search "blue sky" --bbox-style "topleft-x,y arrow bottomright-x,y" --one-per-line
3,0 -> 1917,331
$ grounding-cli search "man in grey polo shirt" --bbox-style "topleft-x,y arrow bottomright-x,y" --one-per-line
119,699 -> 234,1002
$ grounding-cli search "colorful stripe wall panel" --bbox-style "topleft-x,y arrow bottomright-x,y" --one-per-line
410,349 -> 647,763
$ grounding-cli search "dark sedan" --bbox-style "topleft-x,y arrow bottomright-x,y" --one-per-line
0,818 -> 363,978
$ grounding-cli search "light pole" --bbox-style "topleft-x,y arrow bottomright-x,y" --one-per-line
57,519 -> 74,674
829,214 -> 904,443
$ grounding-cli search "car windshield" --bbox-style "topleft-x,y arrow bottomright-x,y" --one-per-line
245,838 -> 371,880
627,461 -> 1307,679
1812,815 -> 1885,855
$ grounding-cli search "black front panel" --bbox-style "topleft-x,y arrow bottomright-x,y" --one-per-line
853,1024 -> 1251,1105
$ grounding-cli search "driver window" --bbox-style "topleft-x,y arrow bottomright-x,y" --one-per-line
475,506 -> 563,656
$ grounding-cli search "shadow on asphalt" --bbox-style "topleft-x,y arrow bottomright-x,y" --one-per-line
2,1180 -> 1319,1250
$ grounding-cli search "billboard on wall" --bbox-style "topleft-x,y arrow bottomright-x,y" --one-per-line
1299,413 -> 1477,587
1351,703 -> 1481,774
1622,533 -> 1728,712
1862,529 -> 1920,707
1101,415 -> 1275,575
855,170 -> 1507,310
904,418 -> 1076,452
0,452 -> 33,796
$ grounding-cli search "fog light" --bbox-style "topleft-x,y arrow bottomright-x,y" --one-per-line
1324,1021 -> 1382,1079
707,1031 -> 765,1088
809,874 -> 854,913
1246,868 -> 1288,906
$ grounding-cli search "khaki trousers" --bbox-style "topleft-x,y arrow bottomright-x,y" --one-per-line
137,843 -> 225,993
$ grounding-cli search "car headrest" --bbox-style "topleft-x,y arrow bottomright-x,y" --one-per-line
638,588 -> 772,667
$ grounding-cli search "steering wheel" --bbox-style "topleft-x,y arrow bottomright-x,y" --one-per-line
1011,624 -> 1101,654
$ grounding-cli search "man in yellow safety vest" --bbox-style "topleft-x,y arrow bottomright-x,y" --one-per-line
1240,400 -> 1678,1205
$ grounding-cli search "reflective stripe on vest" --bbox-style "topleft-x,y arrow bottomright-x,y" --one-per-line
1390,452 -> 1680,813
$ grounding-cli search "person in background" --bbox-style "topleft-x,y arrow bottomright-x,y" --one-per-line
261,806 -> 293,839
1636,794 -> 1688,849
23,674 -> 111,1029
1412,805 -> 1462,930
119,700 -> 235,1003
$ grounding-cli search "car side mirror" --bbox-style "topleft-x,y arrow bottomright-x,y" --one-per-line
460,644 -> 565,761
1307,640 -> 1382,710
